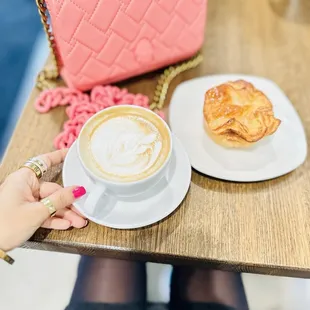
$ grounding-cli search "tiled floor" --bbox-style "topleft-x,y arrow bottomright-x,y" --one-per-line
1,248 -> 310,310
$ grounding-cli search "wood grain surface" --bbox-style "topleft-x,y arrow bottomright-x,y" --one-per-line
1,0 -> 310,277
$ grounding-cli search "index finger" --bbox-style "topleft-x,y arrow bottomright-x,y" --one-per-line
38,149 -> 69,169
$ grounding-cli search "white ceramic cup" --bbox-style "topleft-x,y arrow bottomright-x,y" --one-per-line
77,105 -> 173,211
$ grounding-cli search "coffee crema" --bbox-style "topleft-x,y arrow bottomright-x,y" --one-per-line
79,106 -> 171,182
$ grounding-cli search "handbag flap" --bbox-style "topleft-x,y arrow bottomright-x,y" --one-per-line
45,0 -> 207,90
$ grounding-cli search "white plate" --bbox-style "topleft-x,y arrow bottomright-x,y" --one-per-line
169,74 -> 307,182
62,136 -> 191,229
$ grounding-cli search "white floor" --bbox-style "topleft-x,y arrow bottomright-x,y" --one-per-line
1,32 -> 310,310
1,248 -> 310,310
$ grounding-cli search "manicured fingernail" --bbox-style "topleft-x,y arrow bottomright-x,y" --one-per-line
73,186 -> 86,199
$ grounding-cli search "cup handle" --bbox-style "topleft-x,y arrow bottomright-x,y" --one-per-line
84,184 -> 107,214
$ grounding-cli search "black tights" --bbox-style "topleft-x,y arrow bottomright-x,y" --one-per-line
70,257 -> 146,306
68,257 -> 248,310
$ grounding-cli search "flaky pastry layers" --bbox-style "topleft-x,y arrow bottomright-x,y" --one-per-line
203,80 -> 281,148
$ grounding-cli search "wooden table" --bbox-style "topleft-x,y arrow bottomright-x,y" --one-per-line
1,0 -> 310,277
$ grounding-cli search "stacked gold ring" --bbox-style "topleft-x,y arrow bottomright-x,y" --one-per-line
29,157 -> 48,174
22,157 -> 47,179
22,161 -> 43,179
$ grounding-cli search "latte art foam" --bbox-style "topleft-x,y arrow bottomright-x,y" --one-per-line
89,116 -> 163,180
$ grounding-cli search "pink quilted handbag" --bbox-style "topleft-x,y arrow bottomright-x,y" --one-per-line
36,0 -> 207,91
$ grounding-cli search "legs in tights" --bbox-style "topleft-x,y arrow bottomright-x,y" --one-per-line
170,266 -> 249,310
70,256 -> 146,305
70,257 -> 248,310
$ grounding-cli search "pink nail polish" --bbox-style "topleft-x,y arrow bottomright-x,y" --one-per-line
73,186 -> 86,199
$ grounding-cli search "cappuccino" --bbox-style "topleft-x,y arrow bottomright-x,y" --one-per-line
79,106 -> 171,182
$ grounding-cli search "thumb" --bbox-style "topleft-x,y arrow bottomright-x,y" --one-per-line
36,186 -> 86,218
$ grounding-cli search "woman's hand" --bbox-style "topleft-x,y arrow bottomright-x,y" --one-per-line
0,149 -> 87,252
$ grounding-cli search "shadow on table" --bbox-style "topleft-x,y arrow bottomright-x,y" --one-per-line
269,0 -> 310,24
191,167 -> 303,194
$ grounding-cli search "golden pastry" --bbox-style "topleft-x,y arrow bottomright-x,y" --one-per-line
203,80 -> 281,148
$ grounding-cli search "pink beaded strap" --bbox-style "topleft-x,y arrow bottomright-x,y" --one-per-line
35,86 -> 164,149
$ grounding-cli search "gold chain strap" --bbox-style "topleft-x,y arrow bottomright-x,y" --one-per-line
150,53 -> 203,111
35,0 -> 203,109
36,0 -> 60,90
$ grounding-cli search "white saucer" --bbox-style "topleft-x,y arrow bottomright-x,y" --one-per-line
169,74 -> 307,182
62,136 -> 191,229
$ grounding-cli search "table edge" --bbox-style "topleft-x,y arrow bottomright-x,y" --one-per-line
23,239 -> 310,278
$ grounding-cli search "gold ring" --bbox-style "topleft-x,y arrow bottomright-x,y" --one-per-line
0,249 -> 14,265
40,197 -> 56,217
28,157 -> 48,174
22,162 -> 43,179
